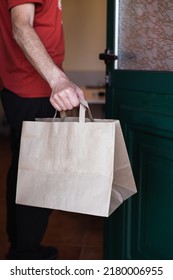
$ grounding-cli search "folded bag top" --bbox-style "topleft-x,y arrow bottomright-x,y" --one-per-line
16,99 -> 137,217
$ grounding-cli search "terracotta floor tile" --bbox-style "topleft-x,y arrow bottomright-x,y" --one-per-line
80,246 -> 103,260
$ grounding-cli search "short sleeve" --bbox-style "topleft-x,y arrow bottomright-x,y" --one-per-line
8,0 -> 43,9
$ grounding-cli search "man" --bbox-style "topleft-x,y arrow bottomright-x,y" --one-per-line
0,0 -> 84,259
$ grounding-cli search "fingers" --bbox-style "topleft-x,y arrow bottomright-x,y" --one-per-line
76,87 -> 85,99
50,83 -> 84,111
49,97 -> 67,111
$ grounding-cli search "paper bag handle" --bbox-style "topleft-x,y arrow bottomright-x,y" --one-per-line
78,99 -> 94,123
54,99 -> 94,123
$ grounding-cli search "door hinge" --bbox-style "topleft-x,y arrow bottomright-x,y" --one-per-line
105,74 -> 111,85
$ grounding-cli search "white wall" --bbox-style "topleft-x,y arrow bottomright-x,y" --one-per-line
62,0 -> 107,85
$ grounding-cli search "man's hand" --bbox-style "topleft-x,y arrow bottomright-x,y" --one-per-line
50,77 -> 84,111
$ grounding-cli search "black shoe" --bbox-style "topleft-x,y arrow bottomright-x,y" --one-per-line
6,246 -> 58,260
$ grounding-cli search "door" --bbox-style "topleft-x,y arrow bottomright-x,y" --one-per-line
103,0 -> 173,260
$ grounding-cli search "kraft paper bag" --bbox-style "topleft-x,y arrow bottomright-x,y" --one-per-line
16,100 -> 137,217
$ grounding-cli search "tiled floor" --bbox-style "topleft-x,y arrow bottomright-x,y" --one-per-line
0,134 -> 104,260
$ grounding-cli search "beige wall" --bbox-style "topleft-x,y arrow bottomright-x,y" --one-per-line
62,0 -> 107,72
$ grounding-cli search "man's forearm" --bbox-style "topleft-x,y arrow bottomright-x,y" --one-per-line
10,3 -> 84,111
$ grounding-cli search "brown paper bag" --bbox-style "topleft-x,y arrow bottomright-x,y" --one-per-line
16,100 -> 137,217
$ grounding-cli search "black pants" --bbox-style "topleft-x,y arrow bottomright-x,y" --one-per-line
1,88 -> 56,253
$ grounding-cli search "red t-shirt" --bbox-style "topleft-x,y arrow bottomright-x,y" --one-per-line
0,0 -> 65,97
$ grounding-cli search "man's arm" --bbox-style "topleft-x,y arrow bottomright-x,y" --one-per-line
11,3 -> 84,111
